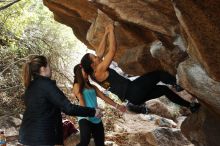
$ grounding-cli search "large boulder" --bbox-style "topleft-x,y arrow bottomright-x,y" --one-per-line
178,59 -> 220,146
43,0 -> 97,48
178,59 -> 220,115
89,0 -> 179,36
112,113 -> 191,146
43,0 -> 184,75
43,0 -> 220,145
173,0 -> 220,81
181,106 -> 220,146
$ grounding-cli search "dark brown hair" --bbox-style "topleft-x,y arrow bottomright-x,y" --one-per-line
80,53 -> 94,76
73,64 -> 92,94
22,55 -> 48,88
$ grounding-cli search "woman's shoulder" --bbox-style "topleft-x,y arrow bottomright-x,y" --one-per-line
73,83 -> 80,88
34,76 -> 55,87
73,83 -> 80,93
26,77 -> 59,96
94,68 -> 110,82
83,86 -> 96,93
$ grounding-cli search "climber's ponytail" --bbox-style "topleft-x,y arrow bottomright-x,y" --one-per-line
22,55 -> 48,88
23,62 -> 32,88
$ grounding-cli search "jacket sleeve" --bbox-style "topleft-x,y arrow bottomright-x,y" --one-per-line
42,80 -> 96,117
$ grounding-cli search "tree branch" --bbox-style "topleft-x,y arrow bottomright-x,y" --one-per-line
0,54 -> 37,75
0,0 -> 21,11
0,84 -> 21,91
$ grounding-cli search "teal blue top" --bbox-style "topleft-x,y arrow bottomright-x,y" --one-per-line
78,88 -> 101,124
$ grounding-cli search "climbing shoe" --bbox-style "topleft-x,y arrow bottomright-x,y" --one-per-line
126,102 -> 149,114
189,102 -> 200,113
173,84 -> 184,92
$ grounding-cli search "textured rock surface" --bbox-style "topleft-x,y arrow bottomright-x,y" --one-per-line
43,0 -> 185,75
118,44 -> 161,75
178,59 -> 220,146
43,0 -> 220,145
181,106 -> 220,146
92,0 -> 179,36
178,59 -> 220,115
0,115 -> 22,146
173,0 -> 220,81
112,113 -> 191,146
43,0 -> 97,48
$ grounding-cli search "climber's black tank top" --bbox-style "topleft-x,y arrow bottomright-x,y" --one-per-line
93,68 -> 130,101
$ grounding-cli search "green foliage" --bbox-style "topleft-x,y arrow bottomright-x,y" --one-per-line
0,0 -> 79,115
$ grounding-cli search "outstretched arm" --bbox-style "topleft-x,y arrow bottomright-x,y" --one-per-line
97,23 -> 117,72
44,81 -> 95,117
94,86 -> 126,112
96,30 -> 109,58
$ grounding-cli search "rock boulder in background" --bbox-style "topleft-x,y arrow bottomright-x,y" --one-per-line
43,0 -> 220,145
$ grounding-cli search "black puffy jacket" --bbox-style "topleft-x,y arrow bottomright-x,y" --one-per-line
19,75 -> 95,145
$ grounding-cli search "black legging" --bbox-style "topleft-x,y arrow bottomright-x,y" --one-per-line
77,119 -> 105,146
125,70 -> 190,107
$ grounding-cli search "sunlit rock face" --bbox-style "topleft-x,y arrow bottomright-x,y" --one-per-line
43,0 -> 184,75
44,0 -> 220,145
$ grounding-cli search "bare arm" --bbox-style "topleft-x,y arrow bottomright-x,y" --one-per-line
94,86 -> 126,112
73,83 -> 85,106
96,30 -> 109,58
97,24 -> 117,72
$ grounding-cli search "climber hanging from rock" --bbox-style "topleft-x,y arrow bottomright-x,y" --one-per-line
80,23 -> 200,114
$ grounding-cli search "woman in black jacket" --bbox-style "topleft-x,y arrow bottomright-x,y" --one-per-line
19,55 -> 101,146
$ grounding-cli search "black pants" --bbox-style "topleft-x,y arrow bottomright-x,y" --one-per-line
126,70 -> 190,107
77,119 -> 105,146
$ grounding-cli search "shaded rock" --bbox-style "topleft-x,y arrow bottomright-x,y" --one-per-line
43,0 -> 96,48
140,114 -> 177,128
43,0 -> 180,76
86,10 -> 114,49
173,0 -> 220,81
64,132 -> 95,146
43,0 -> 97,22
176,116 -> 187,129
87,10 -> 160,75
87,10 -> 146,54
119,44 -> 161,75
178,58 -> 220,115
0,115 -> 22,146
145,99 -> 176,120
114,113 -> 156,133
0,115 -> 21,127
43,0 -> 220,145
91,0 -> 179,36
181,106 -> 220,146
113,113 -> 191,146
178,58 -> 220,146
155,118 -> 177,128
150,40 -> 188,75
145,127 -> 191,146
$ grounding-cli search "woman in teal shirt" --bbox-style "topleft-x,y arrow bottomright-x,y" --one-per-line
73,64 -> 126,146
